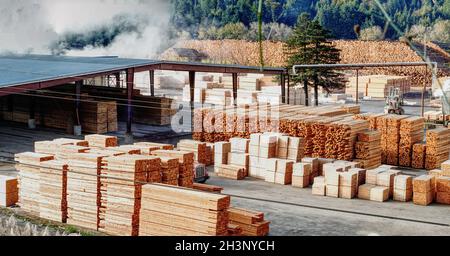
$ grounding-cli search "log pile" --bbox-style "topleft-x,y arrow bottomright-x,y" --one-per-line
355,130 -> 382,169
425,128 -> 450,170
39,160 -> 68,223
15,152 -> 54,216
399,117 -> 424,167
100,155 -> 160,236
228,207 -> 270,236
66,153 -> 104,230
139,184 -> 231,236
412,143 -> 427,169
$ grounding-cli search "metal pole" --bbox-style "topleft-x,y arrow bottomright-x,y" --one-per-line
189,71 -> 196,131
304,79 -> 309,106
75,80 -> 82,126
356,69 -> 359,104
232,73 -> 238,106
149,70 -> 155,97
287,74 -> 290,105
421,67 -> 427,117
281,73 -> 286,104
115,73 -> 121,88
126,68 -> 134,135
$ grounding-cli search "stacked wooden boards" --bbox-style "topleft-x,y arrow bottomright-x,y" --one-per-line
412,143 -> 427,169
0,94 -> 118,134
151,150 -> 195,188
139,184 -> 231,236
39,160 -> 68,223
228,208 -> 270,236
355,130 -> 382,169
100,155 -> 161,236
425,128 -> 450,170
399,117 -> 425,167
85,135 -> 118,148
177,140 -> 208,164
346,75 -> 411,98
15,152 -> 54,216
0,176 -> 18,207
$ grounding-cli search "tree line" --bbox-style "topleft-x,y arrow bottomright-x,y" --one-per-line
170,0 -> 450,43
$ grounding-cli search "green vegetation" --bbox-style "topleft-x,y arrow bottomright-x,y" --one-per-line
170,0 -> 450,43
284,14 -> 346,106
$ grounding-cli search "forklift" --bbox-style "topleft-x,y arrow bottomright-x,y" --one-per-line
384,87 -> 405,115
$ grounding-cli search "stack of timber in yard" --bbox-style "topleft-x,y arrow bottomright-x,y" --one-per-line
177,140 -> 208,165
34,139 -> 89,155
66,153 -> 104,230
399,117 -> 425,167
0,94 -> 118,134
39,160 -> 68,223
50,84 -> 176,126
56,145 -> 90,161
193,183 -> 223,193
0,176 -> 18,207
357,166 -> 401,202
139,184 -> 231,236
228,207 -> 270,236
355,130 -> 382,169
413,175 -> 435,206
435,161 -> 450,204
99,155 -> 161,236
15,152 -> 54,216
425,128 -> 450,170
385,115 -> 408,166
151,150 -> 195,188
393,175 -> 413,202
412,143 -> 427,169
159,157 -> 180,186
85,134 -> 118,148
424,111 -> 450,122
345,75 -> 411,99
133,142 -> 174,155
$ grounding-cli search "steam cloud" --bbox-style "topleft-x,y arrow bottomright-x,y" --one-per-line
0,0 -> 176,58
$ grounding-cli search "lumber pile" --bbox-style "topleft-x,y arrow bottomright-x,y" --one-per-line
412,143 -> 426,169
193,183 -> 223,193
15,152 -> 54,215
399,117 -> 424,167
177,140 -> 208,164
356,166 -> 401,202
228,207 -> 270,236
346,75 -> 411,98
355,130 -> 382,169
56,145 -> 90,160
413,175 -> 435,206
292,163 -> 311,188
35,139 -> 88,155
133,142 -> 174,155
39,160 -> 68,223
139,184 -> 230,236
160,157 -> 179,186
0,176 -> 18,207
425,128 -> 450,170
66,153 -> 104,230
393,175 -> 413,202
215,164 -> 246,180
151,150 -> 194,188
385,115 -> 408,165
325,119 -> 369,161
100,155 -> 161,236
85,135 -> 118,148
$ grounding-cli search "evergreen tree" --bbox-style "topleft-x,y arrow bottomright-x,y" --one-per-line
284,13 -> 346,106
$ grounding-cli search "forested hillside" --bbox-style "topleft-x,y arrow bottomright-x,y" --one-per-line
169,0 -> 450,42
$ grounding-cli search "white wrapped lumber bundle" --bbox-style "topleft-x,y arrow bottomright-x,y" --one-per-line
15,152 -> 54,216
399,116 -> 424,167
139,184 -> 230,236
425,128 -> 450,170
228,207 -> 270,236
39,160 -> 68,223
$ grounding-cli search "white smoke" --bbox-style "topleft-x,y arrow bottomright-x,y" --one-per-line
0,0 -> 174,58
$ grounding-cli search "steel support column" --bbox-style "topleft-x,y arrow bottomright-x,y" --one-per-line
304,79 -> 309,106
75,80 -> 82,126
126,68 -> 135,135
115,73 -> 121,88
149,69 -> 155,97
287,74 -> 290,104
232,73 -> 238,105
29,91 -> 36,120
281,73 -> 286,104
356,69 -> 359,104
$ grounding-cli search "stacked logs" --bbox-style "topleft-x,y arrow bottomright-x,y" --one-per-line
399,117 -> 425,167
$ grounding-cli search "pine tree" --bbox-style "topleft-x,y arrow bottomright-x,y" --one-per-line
284,13 -> 346,106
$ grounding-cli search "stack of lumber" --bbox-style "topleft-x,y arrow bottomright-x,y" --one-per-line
85,135 -> 118,148
393,175 -> 413,202
0,94 -> 118,134
66,153 -> 104,230
228,207 -> 270,236
35,139 -> 88,155
238,76 -> 262,91
139,184 -> 231,236
325,119 -> 369,161
151,150 -> 194,188
0,176 -> 18,207
214,142 -> 231,166
56,145 -> 90,160
215,164 -> 246,180
353,113 -> 386,130
193,183 -> 223,193
39,160 -> 68,223
205,89 -> 233,106
292,163 -> 311,188
274,159 -> 294,185
302,157 -> 319,183
413,175 -> 435,206
107,145 -> 142,155
160,157 -> 179,186
133,142 -> 174,155
399,117 -> 424,167
425,128 -> 450,170
15,152 -> 54,215
434,161 -> 450,205
355,130 -> 382,169
412,143 -> 427,169
346,75 -> 411,98
424,111 -> 450,122
356,167 -> 401,202
100,155 -> 161,236
227,224 -> 243,236
385,115 -> 408,165
177,140 -> 208,164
